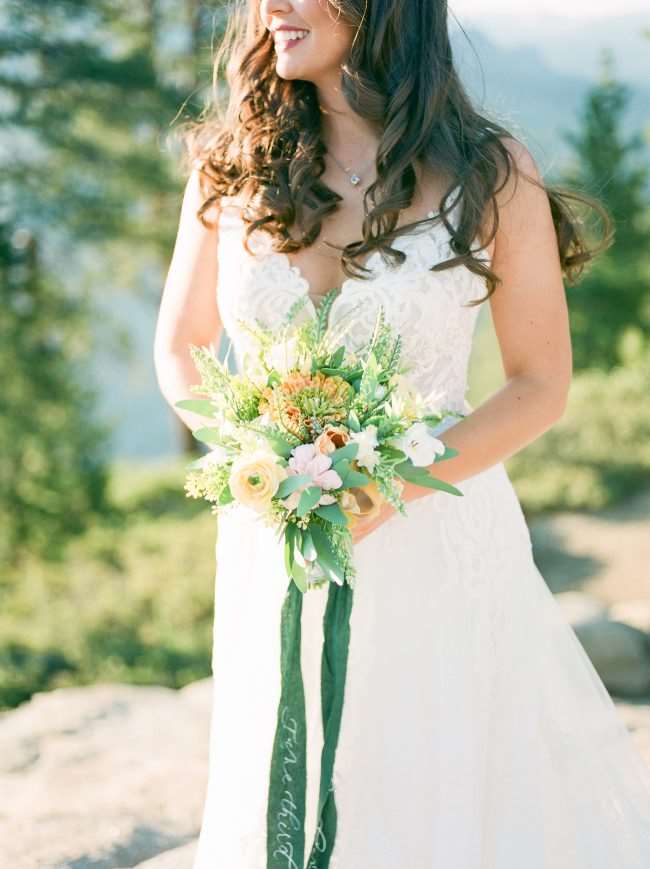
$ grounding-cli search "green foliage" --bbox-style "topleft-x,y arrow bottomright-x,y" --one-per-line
560,56 -> 650,372
0,222 -> 112,567
0,0 -> 214,250
0,458 -> 215,710
506,346 -> 650,516
0,1 -> 230,565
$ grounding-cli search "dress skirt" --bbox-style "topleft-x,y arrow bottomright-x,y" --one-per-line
192,456 -> 650,868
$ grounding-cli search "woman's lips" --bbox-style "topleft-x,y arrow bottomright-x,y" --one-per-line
274,32 -> 310,52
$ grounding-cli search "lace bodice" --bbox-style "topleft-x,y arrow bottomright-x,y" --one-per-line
215,187 -> 491,413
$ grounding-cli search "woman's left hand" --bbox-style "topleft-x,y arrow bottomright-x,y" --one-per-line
347,479 -> 431,545
349,500 -> 397,545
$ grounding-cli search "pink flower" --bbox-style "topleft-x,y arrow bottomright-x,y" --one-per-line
282,443 -> 343,511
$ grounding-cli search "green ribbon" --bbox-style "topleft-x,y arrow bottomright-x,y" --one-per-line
267,578 -> 354,869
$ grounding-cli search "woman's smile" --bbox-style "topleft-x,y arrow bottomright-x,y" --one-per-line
273,28 -> 311,52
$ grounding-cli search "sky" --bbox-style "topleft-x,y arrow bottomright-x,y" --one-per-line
452,0 -> 650,18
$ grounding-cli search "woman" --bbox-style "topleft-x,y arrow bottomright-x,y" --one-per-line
154,1 -> 650,866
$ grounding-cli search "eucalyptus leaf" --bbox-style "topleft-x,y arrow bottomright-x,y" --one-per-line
313,502 -> 349,526
265,432 -> 296,458
285,522 -> 297,559
436,445 -> 459,462
297,486 -> 323,517
330,442 -> 359,462
291,559 -> 308,593
175,398 -> 218,417
394,461 -> 463,496
192,426 -> 224,445
309,524 -> 346,584
331,458 -> 351,480
339,469 -> 370,488
301,527 -> 318,562
276,474 -> 312,499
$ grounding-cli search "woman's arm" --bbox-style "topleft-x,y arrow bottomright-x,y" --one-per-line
153,168 -> 223,435
403,138 -> 573,502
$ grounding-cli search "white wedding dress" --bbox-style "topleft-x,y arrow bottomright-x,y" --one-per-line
192,188 -> 650,868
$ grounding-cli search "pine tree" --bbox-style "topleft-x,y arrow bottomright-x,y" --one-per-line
560,49 -> 650,372
0,0 -> 220,562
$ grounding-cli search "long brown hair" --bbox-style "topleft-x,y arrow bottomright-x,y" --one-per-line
181,0 -> 613,305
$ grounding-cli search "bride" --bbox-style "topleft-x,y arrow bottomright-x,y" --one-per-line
154,1 -> 650,866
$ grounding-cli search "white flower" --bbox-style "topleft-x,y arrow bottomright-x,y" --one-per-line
264,336 -> 310,376
241,352 -> 270,389
349,424 -> 380,473
422,386 -> 447,416
195,445 -> 230,468
386,372 -> 428,419
389,421 -> 446,467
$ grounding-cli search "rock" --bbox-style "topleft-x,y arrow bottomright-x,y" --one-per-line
0,678 -> 213,869
609,599 -> 650,635
554,590 -> 609,625
554,592 -> 650,696
1,672 -> 649,869
572,617 -> 650,697
129,841 -> 197,869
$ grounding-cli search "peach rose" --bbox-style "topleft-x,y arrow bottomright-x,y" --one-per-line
228,449 -> 288,513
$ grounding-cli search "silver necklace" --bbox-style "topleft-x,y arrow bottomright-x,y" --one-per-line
327,148 -> 375,187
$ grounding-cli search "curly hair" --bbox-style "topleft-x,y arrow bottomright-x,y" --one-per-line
180,0 -> 613,306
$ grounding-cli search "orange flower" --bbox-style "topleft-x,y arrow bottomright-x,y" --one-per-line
314,424 -> 351,456
258,371 -> 354,440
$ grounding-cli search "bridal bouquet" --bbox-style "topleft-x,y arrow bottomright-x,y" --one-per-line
176,288 -> 464,593
176,289 -> 465,868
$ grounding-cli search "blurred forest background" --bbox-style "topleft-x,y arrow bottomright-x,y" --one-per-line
1,1 -> 649,711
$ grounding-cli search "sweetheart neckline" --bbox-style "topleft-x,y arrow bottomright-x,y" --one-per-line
276,206 -> 447,316
220,184 -> 481,317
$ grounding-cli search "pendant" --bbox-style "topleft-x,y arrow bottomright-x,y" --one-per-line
349,173 -> 361,186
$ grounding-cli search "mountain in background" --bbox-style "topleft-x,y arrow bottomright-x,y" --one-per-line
462,13 -> 649,85
451,23 -> 650,171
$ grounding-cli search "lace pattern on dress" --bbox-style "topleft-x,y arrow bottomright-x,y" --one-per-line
215,189 -> 491,413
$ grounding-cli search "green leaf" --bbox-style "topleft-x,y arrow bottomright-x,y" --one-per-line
329,345 -> 346,368
309,524 -> 346,584
330,442 -> 359,463
347,410 -> 361,432
218,484 -> 234,505
339,469 -> 371,488
378,445 -> 407,462
436,445 -> 459,462
297,486 -> 323,517
284,524 -> 296,574
283,526 -> 308,592
265,432 -> 296,459
394,461 -> 463,496
313,502 -> 349,526
192,426 -> 224,445
175,398 -> 218,417
331,458 -> 351,480
301,528 -> 318,562
290,557 -> 308,592
276,474 -> 312,499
